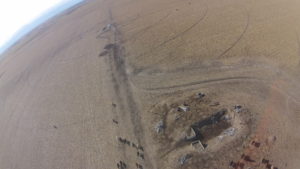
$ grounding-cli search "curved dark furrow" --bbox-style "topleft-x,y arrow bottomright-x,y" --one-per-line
216,11 -> 250,58
142,76 -> 259,91
135,6 -> 208,59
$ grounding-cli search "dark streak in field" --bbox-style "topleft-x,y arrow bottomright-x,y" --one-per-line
122,12 -> 172,43
135,6 -> 208,59
143,76 -> 258,91
118,0 -> 187,28
216,11 -> 250,58
296,32 -> 300,66
103,7 -> 154,169
99,50 -> 109,57
0,72 -> 5,79
155,7 -> 208,49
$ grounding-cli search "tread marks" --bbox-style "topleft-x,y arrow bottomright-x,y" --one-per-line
122,12 -> 172,43
216,11 -> 250,58
105,8 -> 153,168
296,32 -> 300,66
142,76 -> 258,91
135,6 -> 208,60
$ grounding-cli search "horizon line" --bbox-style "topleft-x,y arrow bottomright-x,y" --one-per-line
0,0 -> 84,56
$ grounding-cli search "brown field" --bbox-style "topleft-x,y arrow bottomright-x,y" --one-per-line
0,0 -> 300,168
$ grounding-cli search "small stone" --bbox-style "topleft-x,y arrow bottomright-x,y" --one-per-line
154,120 -> 164,133
102,24 -> 113,32
177,105 -> 190,112
266,136 -> 277,144
178,154 -> 192,165
234,105 -> 242,113
223,114 -> 231,121
196,92 -> 206,99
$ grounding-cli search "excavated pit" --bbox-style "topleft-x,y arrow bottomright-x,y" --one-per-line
185,109 -> 231,146
150,90 -> 258,169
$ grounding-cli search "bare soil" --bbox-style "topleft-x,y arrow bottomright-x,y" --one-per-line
0,0 -> 300,169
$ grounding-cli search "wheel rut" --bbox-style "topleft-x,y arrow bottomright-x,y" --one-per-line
101,8 -> 153,169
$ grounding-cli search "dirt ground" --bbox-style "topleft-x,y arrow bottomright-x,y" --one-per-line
0,0 -> 300,168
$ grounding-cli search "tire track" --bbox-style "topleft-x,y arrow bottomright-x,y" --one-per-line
216,11 -> 250,58
104,8 -> 154,169
296,32 -> 300,66
117,0 -> 186,28
106,9 -> 144,139
122,12 -> 172,43
139,76 -> 260,91
134,6 -> 208,59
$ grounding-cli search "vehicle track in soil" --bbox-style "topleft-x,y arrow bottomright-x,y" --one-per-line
102,7 -> 154,169
134,5 -> 208,60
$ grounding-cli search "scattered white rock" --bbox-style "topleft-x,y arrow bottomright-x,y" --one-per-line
196,92 -> 205,99
266,136 -> 277,144
224,127 -> 236,136
178,154 -> 191,165
234,105 -> 242,113
177,105 -> 190,112
191,140 -> 205,152
185,127 -> 196,140
218,127 -> 236,140
102,24 -> 113,32
223,114 -> 232,121
154,120 -> 164,133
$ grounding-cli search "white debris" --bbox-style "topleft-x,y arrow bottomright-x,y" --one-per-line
177,105 -> 190,112
102,24 -> 113,32
234,105 -> 242,113
218,135 -> 224,140
178,154 -> 191,165
224,127 -> 236,136
154,120 -> 164,133
191,140 -> 205,152
223,114 -> 232,121
266,136 -> 277,144
175,114 -> 181,121
196,92 -> 205,99
185,127 -> 196,140
218,127 -> 236,140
